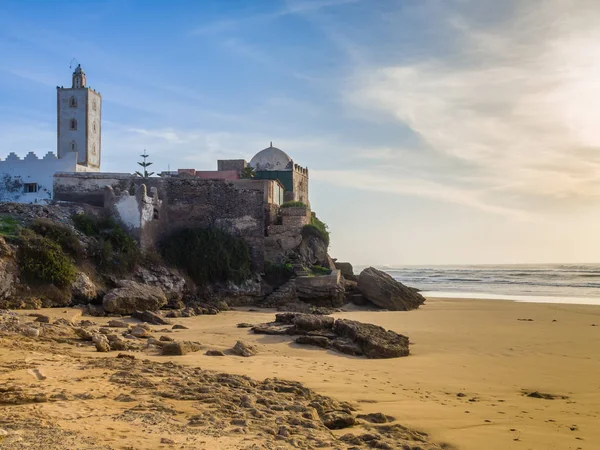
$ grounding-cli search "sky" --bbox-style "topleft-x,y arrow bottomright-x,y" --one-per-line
1,0 -> 600,266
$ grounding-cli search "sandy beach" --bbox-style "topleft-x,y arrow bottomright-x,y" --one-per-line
2,297 -> 600,449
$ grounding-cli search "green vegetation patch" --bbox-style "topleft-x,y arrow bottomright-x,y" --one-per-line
264,261 -> 294,285
0,216 -> 20,237
30,219 -> 83,259
302,215 -> 330,246
17,233 -> 76,287
311,265 -> 331,275
280,201 -> 307,208
72,213 -> 140,273
162,227 -> 251,285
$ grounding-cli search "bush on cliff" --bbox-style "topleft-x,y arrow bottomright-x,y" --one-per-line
281,201 -> 307,208
30,219 -> 83,260
302,215 -> 330,247
161,227 -> 251,285
72,213 -> 139,273
17,232 -> 77,287
0,216 -> 20,237
264,261 -> 294,286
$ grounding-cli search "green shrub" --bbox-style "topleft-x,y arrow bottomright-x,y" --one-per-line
17,234 -> 76,287
0,216 -> 19,237
161,227 -> 251,285
302,215 -> 330,246
311,265 -> 331,275
264,261 -> 294,284
30,219 -> 83,259
72,213 -> 139,272
280,201 -> 307,208
72,213 -> 99,236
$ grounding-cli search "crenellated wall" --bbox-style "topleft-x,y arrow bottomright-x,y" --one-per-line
0,151 -> 81,204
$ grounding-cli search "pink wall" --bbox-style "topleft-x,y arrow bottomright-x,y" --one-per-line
177,169 -> 240,180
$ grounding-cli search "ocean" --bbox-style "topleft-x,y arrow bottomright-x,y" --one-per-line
369,264 -> 600,306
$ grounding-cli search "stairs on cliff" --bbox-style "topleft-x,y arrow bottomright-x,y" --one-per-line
292,264 -> 310,277
264,279 -> 297,306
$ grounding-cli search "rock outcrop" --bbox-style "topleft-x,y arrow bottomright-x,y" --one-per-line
357,267 -> 425,311
0,238 -> 18,302
134,266 -> 187,309
103,280 -> 167,314
335,261 -> 357,281
232,340 -> 259,357
252,313 -> 409,359
71,272 -> 99,304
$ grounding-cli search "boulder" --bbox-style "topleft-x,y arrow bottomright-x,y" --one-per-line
357,267 -> 425,311
231,340 -> 259,357
161,341 -> 202,356
134,266 -> 186,308
92,334 -> 110,352
107,319 -> 129,328
335,262 -> 357,282
132,310 -> 171,325
321,411 -> 355,430
71,272 -> 98,304
334,319 -> 409,358
205,350 -> 225,356
102,280 -> 167,315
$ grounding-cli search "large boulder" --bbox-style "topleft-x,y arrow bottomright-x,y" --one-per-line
103,280 -> 167,314
334,319 -> 409,358
71,272 -> 99,304
335,262 -> 357,281
357,267 -> 424,311
134,265 -> 187,309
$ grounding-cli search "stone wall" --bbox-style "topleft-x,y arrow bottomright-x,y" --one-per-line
291,165 -> 309,205
54,173 -> 281,270
54,172 -> 134,206
104,184 -> 162,249
217,159 -> 247,172
0,152 -> 81,204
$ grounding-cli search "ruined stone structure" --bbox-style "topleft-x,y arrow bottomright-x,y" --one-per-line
54,173 -> 287,270
0,65 -> 101,204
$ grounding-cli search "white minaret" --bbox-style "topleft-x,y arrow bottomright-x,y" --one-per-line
57,64 -> 101,170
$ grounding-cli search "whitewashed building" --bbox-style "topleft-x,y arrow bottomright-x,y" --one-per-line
0,65 -> 101,204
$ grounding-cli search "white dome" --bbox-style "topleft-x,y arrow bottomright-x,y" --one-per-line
250,145 -> 293,171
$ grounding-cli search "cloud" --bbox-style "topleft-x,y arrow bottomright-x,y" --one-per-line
343,0 -> 600,211
190,0 -> 361,35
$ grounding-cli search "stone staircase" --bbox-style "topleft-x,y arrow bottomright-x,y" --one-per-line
292,264 -> 310,277
263,279 -> 297,306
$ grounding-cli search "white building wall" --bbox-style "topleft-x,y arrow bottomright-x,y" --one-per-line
0,152 -> 79,204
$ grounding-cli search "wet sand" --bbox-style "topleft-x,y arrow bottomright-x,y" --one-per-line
2,297 -> 600,449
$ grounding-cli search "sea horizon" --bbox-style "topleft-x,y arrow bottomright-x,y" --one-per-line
355,263 -> 600,306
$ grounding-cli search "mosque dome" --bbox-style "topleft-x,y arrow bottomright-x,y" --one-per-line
249,143 -> 293,171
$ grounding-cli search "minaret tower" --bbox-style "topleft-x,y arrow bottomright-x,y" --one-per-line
56,64 -> 101,170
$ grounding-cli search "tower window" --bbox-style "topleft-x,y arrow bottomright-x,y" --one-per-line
70,119 -> 77,130
93,122 -> 96,133
92,100 -> 97,111
71,141 -> 77,152
92,144 -> 96,155
69,97 -> 77,107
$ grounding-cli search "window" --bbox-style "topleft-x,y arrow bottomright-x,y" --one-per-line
92,144 -> 96,155
70,119 -> 77,130
71,141 -> 77,152
69,97 -> 77,107
24,183 -> 38,193
93,122 -> 96,133
92,100 -> 97,111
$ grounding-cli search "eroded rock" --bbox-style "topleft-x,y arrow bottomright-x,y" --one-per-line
357,267 -> 425,311
103,280 -> 167,314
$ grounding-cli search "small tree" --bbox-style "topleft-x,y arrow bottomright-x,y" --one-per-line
240,166 -> 256,179
135,151 -> 155,178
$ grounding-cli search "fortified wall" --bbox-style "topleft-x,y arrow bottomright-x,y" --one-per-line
54,173 -> 284,269
0,152 -> 92,204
